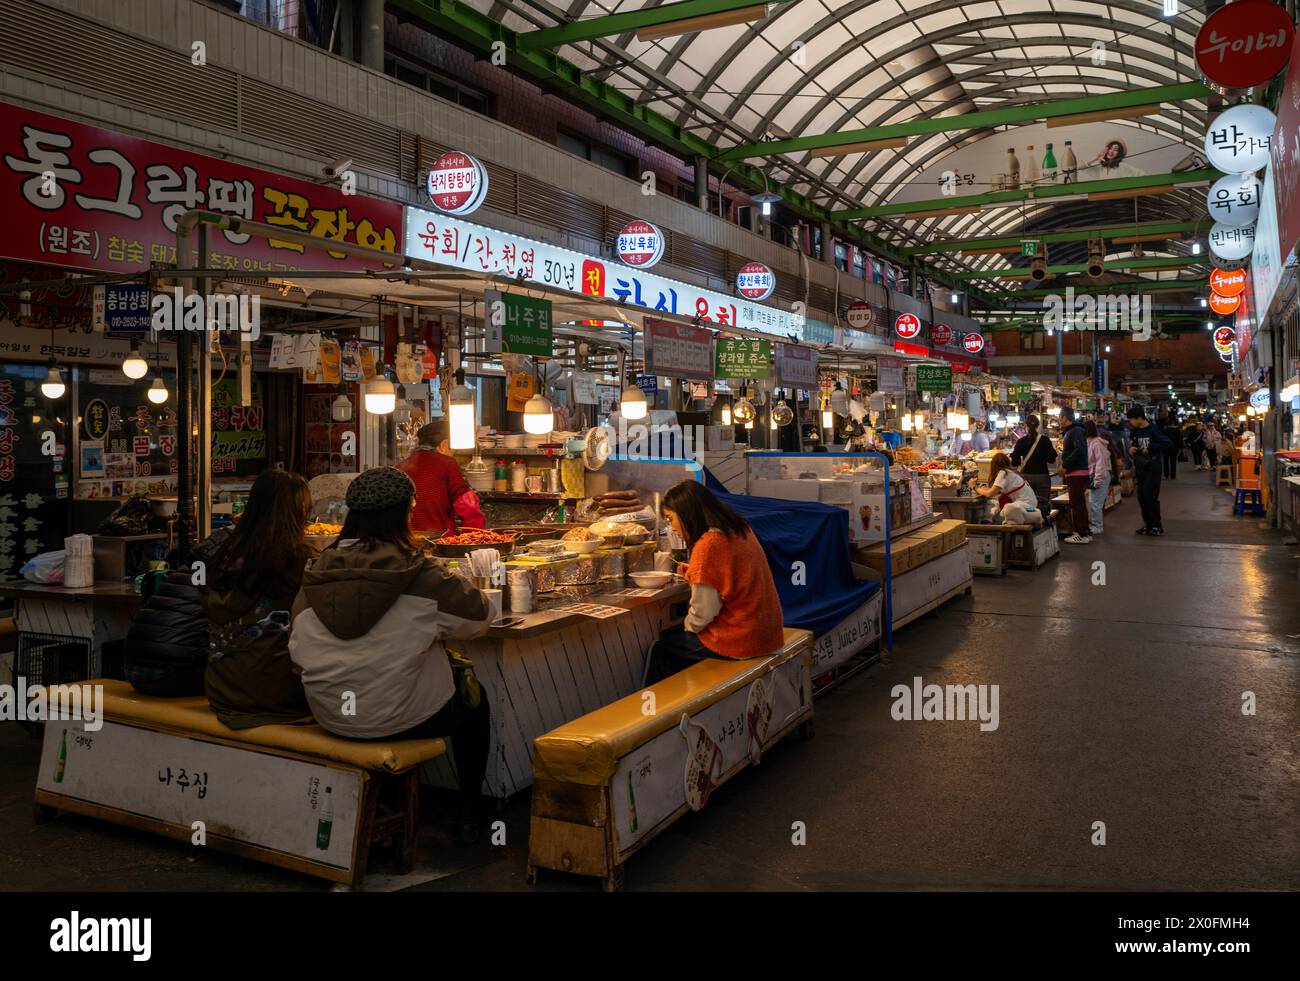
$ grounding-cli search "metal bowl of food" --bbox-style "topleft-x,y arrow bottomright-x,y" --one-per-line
429,530 -> 518,558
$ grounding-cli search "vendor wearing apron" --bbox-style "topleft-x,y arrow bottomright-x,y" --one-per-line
968,452 -> 1043,526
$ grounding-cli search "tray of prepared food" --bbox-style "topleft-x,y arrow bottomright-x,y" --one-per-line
430,529 -> 518,557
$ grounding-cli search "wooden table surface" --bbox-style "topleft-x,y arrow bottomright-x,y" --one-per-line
0,581 -> 142,605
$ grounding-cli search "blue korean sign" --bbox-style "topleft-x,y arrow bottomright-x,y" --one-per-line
636,375 -> 658,401
1094,358 -> 1106,395
100,284 -> 151,332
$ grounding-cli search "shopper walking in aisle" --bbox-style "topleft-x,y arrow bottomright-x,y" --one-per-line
1085,420 -> 1109,535
1161,414 -> 1183,480
1129,406 -> 1173,536
1186,421 -> 1207,470
1009,413 -> 1057,515
1204,422 -> 1221,470
1059,407 -> 1092,544
1107,410 -> 1133,469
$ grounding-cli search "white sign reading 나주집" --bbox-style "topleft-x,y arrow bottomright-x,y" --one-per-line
405,207 -> 804,338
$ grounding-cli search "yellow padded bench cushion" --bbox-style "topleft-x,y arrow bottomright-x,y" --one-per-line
532,627 -> 812,786
92,679 -> 446,773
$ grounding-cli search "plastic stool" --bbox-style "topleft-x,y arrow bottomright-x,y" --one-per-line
1233,488 -> 1264,515
1215,464 -> 1232,487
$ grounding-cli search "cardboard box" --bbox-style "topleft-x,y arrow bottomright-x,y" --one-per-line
937,517 -> 968,552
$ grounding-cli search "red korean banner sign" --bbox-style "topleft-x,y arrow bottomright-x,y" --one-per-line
644,317 -> 713,381
1194,0 -> 1293,92
0,102 -> 403,274
1270,26 -> 1300,257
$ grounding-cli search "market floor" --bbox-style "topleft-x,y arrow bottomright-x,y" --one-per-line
2,471 -> 1298,892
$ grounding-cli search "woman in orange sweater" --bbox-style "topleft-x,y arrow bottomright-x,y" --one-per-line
646,481 -> 786,683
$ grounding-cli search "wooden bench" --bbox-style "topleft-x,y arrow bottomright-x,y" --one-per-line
33,679 -> 447,890
527,627 -> 814,891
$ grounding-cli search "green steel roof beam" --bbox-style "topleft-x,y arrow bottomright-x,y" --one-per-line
389,0 -> 978,294
977,279 -> 1206,300
956,256 -> 1200,281
904,221 -> 1202,257
836,169 -> 1219,220
517,0 -> 795,51
716,82 -> 1211,162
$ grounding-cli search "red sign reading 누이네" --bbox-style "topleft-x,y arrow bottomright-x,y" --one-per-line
1195,0 -> 1294,92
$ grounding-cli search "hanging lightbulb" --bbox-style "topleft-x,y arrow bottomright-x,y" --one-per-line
771,393 -> 794,427
331,392 -> 353,422
913,411 -> 925,430
39,358 -> 65,399
620,382 -> 648,421
946,410 -> 962,430
1191,241 -> 1201,255
721,400 -> 733,426
122,340 -> 148,380
523,392 -> 554,434
146,376 -> 168,404
733,392 -> 756,424
744,419 -> 754,430
364,370 -> 396,414
901,414 -> 913,432
448,369 -> 476,449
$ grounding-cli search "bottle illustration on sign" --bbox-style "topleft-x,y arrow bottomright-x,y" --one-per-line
627,771 -> 638,833
1024,146 -> 1040,186
1006,148 -> 1020,189
745,676 -> 777,766
1062,141 -> 1078,184
1042,144 -> 1058,183
679,714 -> 723,812
54,729 -> 67,783
316,786 -> 333,851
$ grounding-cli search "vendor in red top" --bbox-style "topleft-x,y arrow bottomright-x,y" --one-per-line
397,420 -> 485,536
646,481 -> 786,683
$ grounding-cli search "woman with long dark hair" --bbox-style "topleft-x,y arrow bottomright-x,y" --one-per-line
203,468 -> 315,729
1009,413 -> 1057,515
289,466 -> 493,843
646,481 -> 786,683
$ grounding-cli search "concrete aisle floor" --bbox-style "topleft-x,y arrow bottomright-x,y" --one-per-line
2,469 -> 1297,892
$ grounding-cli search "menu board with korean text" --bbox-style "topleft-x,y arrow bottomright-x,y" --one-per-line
645,317 -> 713,381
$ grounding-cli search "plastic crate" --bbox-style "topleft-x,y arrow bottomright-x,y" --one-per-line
15,632 -> 94,687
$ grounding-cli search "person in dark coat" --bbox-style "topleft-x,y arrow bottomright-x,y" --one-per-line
123,529 -> 230,697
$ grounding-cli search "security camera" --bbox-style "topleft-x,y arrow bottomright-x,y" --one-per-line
323,156 -> 353,179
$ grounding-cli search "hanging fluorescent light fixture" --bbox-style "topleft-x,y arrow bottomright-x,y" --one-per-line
39,358 -> 65,399
122,339 -> 148,380
901,414 -> 913,432
1162,0 -> 1178,17
752,191 -> 781,217
620,381 -> 648,421
448,368 -> 477,449
523,392 -> 554,434
331,390 -> 353,422
364,369 -> 396,415
146,376 -> 168,404
913,411 -> 925,430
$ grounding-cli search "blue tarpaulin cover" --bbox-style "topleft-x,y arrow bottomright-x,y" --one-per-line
703,469 -> 880,638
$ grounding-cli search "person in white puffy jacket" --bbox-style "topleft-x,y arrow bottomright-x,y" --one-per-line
289,466 -> 492,842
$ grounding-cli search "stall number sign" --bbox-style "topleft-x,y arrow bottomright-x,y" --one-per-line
962,332 -> 985,354
735,262 -> 775,301
645,317 -> 713,381
1008,383 -> 1033,400
775,343 -> 818,388
930,323 -> 952,346
715,338 -> 770,379
1194,0 -> 1293,91
895,313 -> 921,339
916,364 -> 953,393
92,284 -> 151,333
484,289 -> 553,358
615,220 -> 664,268
426,151 -> 488,216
